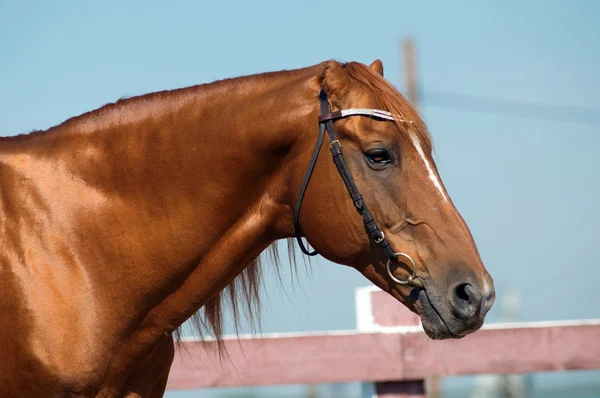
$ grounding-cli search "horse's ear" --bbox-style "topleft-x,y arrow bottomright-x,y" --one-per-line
369,59 -> 384,77
319,61 -> 350,98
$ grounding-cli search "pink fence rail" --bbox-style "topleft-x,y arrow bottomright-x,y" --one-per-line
166,287 -> 600,397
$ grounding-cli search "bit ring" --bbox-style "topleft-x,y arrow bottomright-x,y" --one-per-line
386,252 -> 418,286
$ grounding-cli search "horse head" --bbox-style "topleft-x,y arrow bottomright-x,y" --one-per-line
294,60 -> 494,339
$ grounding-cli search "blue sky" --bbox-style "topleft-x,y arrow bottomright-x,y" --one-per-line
2,1 -> 599,397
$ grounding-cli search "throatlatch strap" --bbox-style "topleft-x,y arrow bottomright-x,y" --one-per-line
293,94 -> 330,255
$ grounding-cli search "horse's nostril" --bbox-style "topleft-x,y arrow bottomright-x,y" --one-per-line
454,283 -> 475,304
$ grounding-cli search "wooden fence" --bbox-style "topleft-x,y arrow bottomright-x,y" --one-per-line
166,286 -> 600,397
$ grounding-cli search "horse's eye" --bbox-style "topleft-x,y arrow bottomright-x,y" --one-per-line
365,149 -> 392,165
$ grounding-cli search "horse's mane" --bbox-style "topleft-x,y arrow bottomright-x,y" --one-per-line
177,239 -> 299,349
342,61 -> 432,154
181,61 -> 431,349
1,66 -> 312,142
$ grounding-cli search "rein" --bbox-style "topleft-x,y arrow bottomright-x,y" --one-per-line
293,90 -> 423,288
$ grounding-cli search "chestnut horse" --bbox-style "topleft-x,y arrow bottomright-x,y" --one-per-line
0,60 -> 494,397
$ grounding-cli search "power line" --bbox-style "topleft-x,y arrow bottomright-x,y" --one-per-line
421,89 -> 600,125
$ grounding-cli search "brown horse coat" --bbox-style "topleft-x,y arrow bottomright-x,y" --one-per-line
0,60 -> 493,397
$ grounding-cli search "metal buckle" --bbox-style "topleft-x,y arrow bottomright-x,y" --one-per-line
329,139 -> 341,149
374,231 -> 385,244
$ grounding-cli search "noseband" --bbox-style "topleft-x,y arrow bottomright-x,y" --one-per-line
293,90 -> 423,289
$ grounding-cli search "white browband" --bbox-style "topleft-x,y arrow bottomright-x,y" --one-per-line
338,108 -> 413,124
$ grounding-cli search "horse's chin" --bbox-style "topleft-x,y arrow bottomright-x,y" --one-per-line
415,289 -> 467,340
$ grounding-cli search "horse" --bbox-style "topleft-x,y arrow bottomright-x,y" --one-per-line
0,59 -> 494,397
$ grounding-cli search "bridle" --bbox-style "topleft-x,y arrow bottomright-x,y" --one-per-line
293,90 -> 424,289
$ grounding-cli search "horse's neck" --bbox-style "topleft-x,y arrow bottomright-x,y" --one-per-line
3,67 -> 319,354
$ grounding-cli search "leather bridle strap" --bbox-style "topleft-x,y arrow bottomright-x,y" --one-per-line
294,90 -> 396,261
293,90 -> 422,288
292,93 -> 328,256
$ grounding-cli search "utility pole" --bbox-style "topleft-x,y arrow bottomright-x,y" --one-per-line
403,37 -> 419,107
402,37 -> 439,398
